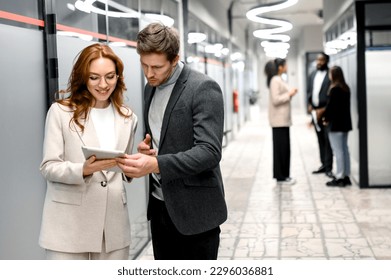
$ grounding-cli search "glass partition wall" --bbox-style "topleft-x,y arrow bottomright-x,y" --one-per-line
363,2 -> 391,187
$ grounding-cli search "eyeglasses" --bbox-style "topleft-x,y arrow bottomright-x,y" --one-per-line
88,73 -> 119,85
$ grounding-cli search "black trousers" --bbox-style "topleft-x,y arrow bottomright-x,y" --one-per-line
149,195 -> 221,260
272,127 -> 291,181
315,122 -> 333,171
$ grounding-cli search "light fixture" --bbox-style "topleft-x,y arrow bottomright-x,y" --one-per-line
232,61 -> 245,72
324,30 -> 357,55
67,3 -> 76,11
249,18 -> 293,41
261,41 -> 290,58
72,1 -> 175,26
109,41 -> 127,47
253,32 -> 290,43
186,56 -> 200,64
187,32 -> 207,44
221,48 -> 230,56
246,0 -> 298,57
205,43 -> 223,54
203,43 -> 229,58
214,46 -> 230,58
57,31 -> 93,41
230,52 -> 243,61
246,0 -> 298,22
74,0 -> 140,18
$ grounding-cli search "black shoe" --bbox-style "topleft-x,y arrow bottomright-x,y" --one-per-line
325,171 -> 334,178
343,176 -> 352,186
312,166 -> 326,174
326,178 -> 345,187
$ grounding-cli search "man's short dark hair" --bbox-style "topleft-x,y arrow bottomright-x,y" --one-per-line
320,52 -> 329,63
136,23 -> 180,62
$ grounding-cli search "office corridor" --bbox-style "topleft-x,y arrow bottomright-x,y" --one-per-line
137,103 -> 391,260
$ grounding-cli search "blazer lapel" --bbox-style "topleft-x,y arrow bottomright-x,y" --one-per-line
321,72 -> 330,91
159,65 -> 189,148
144,86 -> 155,138
75,114 -> 100,148
114,106 -> 133,152
105,106 -> 132,180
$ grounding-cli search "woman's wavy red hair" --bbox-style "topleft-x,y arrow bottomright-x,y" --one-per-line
57,43 -> 130,132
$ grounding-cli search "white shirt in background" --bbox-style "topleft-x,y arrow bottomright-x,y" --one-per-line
312,70 -> 327,107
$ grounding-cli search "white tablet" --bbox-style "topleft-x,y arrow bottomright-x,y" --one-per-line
81,146 -> 125,173
82,146 -> 125,159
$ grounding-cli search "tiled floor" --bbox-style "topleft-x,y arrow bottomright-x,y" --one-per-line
137,102 -> 391,260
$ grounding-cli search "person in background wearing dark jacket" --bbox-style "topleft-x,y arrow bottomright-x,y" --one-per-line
323,66 -> 353,187
307,52 -> 333,178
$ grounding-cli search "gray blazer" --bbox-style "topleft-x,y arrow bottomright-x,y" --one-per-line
145,64 -> 228,235
39,103 -> 137,253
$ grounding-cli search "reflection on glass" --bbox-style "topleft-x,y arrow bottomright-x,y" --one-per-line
365,50 -> 391,186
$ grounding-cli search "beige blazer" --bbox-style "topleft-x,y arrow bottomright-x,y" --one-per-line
39,103 -> 137,253
268,75 -> 292,127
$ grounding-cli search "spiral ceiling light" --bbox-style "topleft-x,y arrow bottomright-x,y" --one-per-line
246,0 -> 298,58
73,0 -> 174,26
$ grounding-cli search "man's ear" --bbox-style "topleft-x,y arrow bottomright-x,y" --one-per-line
172,55 -> 180,67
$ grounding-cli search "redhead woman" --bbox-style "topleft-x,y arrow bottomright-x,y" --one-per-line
39,43 -> 137,259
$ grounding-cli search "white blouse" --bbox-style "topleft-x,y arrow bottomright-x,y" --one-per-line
90,104 -> 116,150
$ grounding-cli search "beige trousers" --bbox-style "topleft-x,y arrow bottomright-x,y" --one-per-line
45,234 -> 130,260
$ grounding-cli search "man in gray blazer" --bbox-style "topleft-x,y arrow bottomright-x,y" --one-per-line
117,23 -> 227,260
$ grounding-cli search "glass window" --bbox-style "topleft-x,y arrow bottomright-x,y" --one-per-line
365,3 -> 391,27
0,0 -> 42,29
56,0 -> 141,46
365,2 -> 391,186
140,0 -> 178,29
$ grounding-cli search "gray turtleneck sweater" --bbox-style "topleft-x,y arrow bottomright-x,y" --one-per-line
149,61 -> 184,200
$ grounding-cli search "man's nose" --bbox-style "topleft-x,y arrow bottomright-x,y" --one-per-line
145,67 -> 154,78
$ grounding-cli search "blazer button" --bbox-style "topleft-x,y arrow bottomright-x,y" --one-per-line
101,181 -> 107,187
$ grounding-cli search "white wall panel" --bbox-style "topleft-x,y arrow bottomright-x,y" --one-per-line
0,24 -> 46,259
365,50 -> 391,185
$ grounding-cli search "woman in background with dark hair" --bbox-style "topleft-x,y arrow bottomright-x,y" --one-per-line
264,58 -> 298,185
323,65 -> 352,187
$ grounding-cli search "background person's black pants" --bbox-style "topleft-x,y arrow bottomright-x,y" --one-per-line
315,123 -> 333,171
149,195 -> 220,260
272,127 -> 291,181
